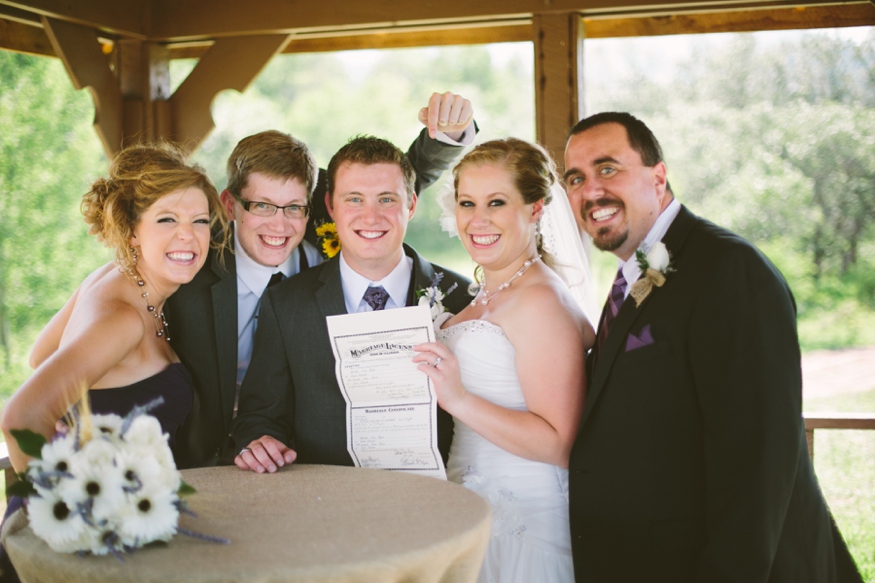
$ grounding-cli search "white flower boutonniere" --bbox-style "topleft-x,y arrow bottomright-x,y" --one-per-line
417,272 -> 458,321
629,242 -> 675,307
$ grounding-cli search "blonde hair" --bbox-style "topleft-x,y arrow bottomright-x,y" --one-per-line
453,138 -> 559,269
81,142 -> 228,270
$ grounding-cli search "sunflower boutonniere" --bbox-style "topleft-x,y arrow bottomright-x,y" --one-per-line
629,242 -> 675,307
315,221 -> 340,259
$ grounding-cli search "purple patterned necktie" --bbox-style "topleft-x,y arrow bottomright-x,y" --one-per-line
363,285 -> 390,311
596,268 -> 627,355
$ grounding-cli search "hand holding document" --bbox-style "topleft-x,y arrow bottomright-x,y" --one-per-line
326,305 -> 446,479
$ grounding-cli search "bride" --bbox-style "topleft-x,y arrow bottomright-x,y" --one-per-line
414,138 -> 595,582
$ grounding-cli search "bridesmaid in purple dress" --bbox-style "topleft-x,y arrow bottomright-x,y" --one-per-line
0,142 -> 228,581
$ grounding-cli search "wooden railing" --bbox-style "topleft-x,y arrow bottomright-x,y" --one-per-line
0,413 -> 873,500
805,412 -> 875,460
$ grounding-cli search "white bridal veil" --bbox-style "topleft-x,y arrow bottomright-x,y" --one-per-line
540,182 -> 600,324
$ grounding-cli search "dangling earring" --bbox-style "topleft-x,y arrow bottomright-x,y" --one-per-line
130,246 -> 139,267
535,220 -> 544,255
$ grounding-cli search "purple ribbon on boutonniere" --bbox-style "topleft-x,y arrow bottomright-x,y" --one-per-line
626,324 -> 655,352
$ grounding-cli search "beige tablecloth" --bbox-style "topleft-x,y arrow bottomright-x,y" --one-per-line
2,464 -> 491,583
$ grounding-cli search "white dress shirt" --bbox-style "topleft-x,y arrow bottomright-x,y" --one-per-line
618,198 -> 682,299
234,226 -> 322,386
338,252 -> 413,314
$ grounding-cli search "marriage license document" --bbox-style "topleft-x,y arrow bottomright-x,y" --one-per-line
326,304 -> 446,480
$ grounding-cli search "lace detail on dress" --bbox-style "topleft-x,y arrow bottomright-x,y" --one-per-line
461,465 -> 526,540
437,319 -> 506,340
442,317 -> 573,581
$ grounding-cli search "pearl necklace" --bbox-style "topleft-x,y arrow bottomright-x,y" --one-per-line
471,255 -> 541,306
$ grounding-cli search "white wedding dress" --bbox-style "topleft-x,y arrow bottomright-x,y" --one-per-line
437,317 -> 574,583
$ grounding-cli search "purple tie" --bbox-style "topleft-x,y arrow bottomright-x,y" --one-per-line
596,268 -> 627,355
363,285 -> 390,311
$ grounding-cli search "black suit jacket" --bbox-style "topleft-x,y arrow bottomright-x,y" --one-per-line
568,205 -> 861,583
166,130 -> 465,468
230,244 -> 471,465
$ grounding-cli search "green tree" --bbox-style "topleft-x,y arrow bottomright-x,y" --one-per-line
0,51 -> 106,387
190,44 -> 535,268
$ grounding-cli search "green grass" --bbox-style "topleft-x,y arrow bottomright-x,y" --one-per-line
798,306 -> 875,352
806,389 -> 875,581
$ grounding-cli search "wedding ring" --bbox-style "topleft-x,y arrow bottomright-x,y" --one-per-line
239,448 -> 252,455
433,357 -> 442,367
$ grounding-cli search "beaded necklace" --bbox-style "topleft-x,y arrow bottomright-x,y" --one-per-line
471,255 -> 541,306
123,248 -> 171,342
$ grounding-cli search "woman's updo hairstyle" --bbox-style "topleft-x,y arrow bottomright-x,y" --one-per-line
452,138 -> 559,268
81,142 -> 227,271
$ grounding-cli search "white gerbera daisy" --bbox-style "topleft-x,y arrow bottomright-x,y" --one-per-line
116,448 -> 164,494
122,416 -> 177,484
89,528 -> 125,556
28,492 -> 93,553
118,486 -> 179,547
91,413 -> 125,441
26,434 -> 76,495
122,415 -> 165,449
57,440 -> 125,521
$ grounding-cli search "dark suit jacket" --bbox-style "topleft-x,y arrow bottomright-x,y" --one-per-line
166,130 -> 465,469
230,244 -> 471,465
568,205 -> 861,583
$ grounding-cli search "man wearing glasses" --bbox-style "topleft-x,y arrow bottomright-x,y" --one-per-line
166,92 -> 477,468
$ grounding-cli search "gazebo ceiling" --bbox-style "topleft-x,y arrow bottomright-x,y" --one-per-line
1,0 -> 872,163
2,0 -> 873,46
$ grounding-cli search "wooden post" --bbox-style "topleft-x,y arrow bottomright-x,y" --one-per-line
806,428 -> 815,460
115,39 -> 172,147
533,12 -> 584,174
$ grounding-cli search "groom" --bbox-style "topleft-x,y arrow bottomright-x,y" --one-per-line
230,135 -> 470,472
563,112 -> 862,582
166,93 -> 476,469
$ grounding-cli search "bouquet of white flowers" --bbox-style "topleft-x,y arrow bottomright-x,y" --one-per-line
9,398 -> 222,559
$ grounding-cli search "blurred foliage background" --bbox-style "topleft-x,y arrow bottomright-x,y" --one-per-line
2,27 -> 873,396
0,26 -> 874,578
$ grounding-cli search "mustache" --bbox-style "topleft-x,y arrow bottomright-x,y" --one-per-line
583,197 -> 624,213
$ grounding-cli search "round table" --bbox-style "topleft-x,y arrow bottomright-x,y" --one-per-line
2,464 -> 491,583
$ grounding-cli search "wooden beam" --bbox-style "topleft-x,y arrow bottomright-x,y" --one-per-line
147,0 -> 865,41
534,12 -> 584,174
168,34 -> 290,151
803,412 -> 875,460
156,3 -> 872,61
0,0 -> 148,38
0,4 -> 40,25
804,412 -> 875,430
283,23 -> 532,54
42,16 -> 123,155
3,3 -> 871,59
0,15 -> 52,56
584,2 -> 875,36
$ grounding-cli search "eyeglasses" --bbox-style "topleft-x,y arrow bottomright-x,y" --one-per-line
234,195 -> 310,219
